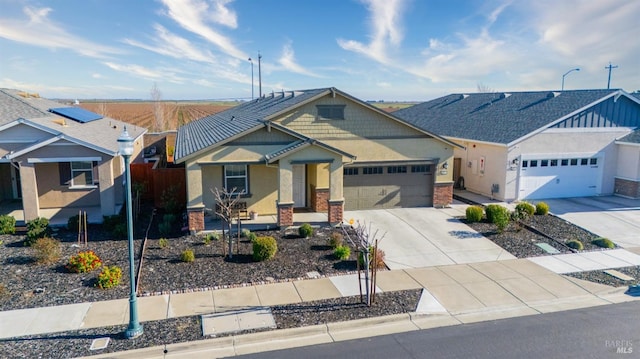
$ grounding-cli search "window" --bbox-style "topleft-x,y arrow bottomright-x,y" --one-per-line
541,160 -> 549,167
224,165 -> 248,194
316,105 -> 346,120
387,166 -> 407,174
550,159 -> 558,166
522,160 -> 528,168
363,167 -> 383,175
590,158 -> 598,165
70,161 -> 95,187
561,159 -> 569,166
570,159 -> 578,166
580,158 -> 588,165
411,165 -> 432,173
343,168 -> 359,176
530,160 -> 538,167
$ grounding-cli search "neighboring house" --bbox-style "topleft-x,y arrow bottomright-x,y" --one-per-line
175,87 -> 460,231
395,89 -> 640,201
0,89 -> 146,222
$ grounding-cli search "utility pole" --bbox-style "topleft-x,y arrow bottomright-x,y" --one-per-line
258,52 -> 262,98
248,58 -> 254,99
605,62 -> 618,89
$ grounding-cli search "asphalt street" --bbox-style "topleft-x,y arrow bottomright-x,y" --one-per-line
234,301 -> 640,359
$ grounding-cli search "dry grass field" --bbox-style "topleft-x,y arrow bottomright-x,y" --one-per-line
79,101 -> 236,131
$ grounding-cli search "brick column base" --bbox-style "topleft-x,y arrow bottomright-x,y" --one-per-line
433,182 -> 453,208
328,200 -> 344,225
277,203 -> 294,227
310,186 -> 329,212
614,177 -> 640,199
188,207 -> 205,233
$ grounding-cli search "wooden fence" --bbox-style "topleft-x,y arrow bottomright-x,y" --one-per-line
130,163 -> 186,209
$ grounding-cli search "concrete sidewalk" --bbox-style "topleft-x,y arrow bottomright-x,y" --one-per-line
2,259 -> 639,357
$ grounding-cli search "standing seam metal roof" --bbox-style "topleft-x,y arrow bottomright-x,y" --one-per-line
175,88 -> 329,161
394,89 -> 619,144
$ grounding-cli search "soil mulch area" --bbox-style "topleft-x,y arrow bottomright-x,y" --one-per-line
0,222 -> 361,311
0,290 -> 421,359
462,214 -> 606,258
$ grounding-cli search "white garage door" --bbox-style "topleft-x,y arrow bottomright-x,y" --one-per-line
343,164 -> 434,210
518,157 -> 601,199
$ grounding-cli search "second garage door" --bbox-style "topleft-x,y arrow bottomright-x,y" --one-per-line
343,164 -> 434,210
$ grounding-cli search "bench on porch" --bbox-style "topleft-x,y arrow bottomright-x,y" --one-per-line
216,201 -> 249,220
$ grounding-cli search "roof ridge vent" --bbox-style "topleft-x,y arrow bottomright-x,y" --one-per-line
547,91 -> 561,98
462,94 -> 470,99
503,93 -> 511,98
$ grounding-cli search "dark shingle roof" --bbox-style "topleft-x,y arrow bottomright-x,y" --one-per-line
395,89 -> 619,144
618,129 -> 640,144
175,88 -> 329,161
0,89 -> 50,123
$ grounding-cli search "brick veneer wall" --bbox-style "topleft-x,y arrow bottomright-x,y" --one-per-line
310,186 -> 329,212
277,203 -> 294,227
188,208 -> 205,233
433,182 -> 453,208
328,200 -> 344,225
614,178 -> 640,199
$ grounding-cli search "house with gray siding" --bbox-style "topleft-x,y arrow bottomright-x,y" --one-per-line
395,89 -> 640,201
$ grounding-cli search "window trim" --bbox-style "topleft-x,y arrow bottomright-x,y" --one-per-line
69,161 -> 98,189
316,104 -> 346,120
362,166 -> 383,175
223,164 -> 249,196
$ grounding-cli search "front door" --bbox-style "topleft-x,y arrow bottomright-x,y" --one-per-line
11,165 -> 21,199
292,165 -> 306,208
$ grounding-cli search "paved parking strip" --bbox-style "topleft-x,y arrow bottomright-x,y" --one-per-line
528,249 -> 640,274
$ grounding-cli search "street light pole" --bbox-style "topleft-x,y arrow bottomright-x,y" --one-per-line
561,68 -> 580,91
248,58 -> 254,99
118,126 -> 143,339
258,52 -> 262,98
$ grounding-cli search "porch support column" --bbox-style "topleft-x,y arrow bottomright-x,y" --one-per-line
186,160 -> 205,232
98,159 -> 116,216
328,161 -> 344,226
277,161 -> 294,227
19,161 -> 40,221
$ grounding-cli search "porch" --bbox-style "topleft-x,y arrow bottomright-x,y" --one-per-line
0,201 -> 106,227
203,210 -> 329,233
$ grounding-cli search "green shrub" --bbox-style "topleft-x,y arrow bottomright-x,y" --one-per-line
334,245 -> 351,260
24,217 -> 50,246
96,266 -> 122,289
298,223 -> 314,238
67,250 -> 102,273
246,231 -> 258,242
203,232 -> 220,245
493,208 -> 510,233
252,236 -> 278,261
566,239 -> 584,251
0,215 -> 16,235
241,228 -> 251,238
112,223 -> 126,240
67,215 -> 80,232
163,213 -> 176,224
32,237 -> 61,264
592,237 -> 615,249
465,206 -> 483,223
158,221 -> 171,237
329,232 -> 344,248
158,237 -> 169,249
535,202 -> 550,215
485,204 -> 504,223
180,249 -> 195,263
102,215 -> 122,231
515,202 -> 536,217
358,246 -> 386,270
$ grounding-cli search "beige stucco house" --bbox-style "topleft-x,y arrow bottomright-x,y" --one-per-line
175,88 -> 460,231
0,89 -> 146,223
396,89 -> 640,201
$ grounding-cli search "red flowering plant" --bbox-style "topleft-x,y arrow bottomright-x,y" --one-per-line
66,250 -> 102,273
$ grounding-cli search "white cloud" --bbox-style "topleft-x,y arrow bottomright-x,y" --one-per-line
0,78 -> 135,98
337,0 -> 407,64
160,0 -> 246,60
277,42 -> 321,77
103,62 -> 185,83
124,24 -> 217,63
0,6 -> 121,58
92,73 -> 104,79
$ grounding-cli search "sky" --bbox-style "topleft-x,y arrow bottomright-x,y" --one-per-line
0,0 -> 638,101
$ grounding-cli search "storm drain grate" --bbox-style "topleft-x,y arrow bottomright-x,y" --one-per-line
201,307 -> 276,336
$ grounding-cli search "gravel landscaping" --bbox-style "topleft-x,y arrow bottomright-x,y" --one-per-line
0,205 -> 637,358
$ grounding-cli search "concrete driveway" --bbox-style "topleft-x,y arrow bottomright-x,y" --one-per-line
343,206 -> 515,270
539,196 -> 640,249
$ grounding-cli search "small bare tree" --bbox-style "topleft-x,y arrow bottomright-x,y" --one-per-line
477,82 -> 494,93
97,102 -> 109,118
211,187 -> 243,259
342,220 -> 386,306
150,82 -> 165,132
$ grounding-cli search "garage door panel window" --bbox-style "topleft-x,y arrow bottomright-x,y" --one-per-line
224,165 -> 248,194
344,168 -> 359,176
363,167 -> 383,175
411,165 -> 432,173
387,166 -> 407,174
590,158 -> 598,166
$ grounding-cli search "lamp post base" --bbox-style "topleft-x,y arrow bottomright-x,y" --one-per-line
125,324 -> 144,339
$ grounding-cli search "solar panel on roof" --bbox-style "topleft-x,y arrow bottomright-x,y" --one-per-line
49,107 -> 103,123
